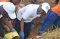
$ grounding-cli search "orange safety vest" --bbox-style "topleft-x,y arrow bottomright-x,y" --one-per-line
0,0 -> 10,2
52,4 -> 60,16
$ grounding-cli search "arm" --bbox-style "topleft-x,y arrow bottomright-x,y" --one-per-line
19,18 -> 25,39
20,18 -> 24,32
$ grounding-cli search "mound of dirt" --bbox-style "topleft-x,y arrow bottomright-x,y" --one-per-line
28,28 -> 60,39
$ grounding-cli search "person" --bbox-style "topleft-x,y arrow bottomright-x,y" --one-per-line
0,2 -> 17,38
38,0 -> 60,36
10,0 -> 21,27
16,2 -> 50,39
10,0 -> 25,39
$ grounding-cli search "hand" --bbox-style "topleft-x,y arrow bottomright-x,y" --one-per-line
19,32 -> 24,39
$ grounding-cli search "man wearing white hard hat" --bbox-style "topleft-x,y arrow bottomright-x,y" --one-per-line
0,2 -> 19,39
15,2 -> 50,39
0,2 -> 16,31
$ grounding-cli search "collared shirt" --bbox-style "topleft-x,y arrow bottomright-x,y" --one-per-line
17,4 -> 40,23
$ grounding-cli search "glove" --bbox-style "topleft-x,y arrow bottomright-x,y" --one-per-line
19,32 -> 25,39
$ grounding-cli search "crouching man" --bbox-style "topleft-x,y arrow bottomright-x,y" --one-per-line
16,2 -> 50,39
0,2 -> 19,39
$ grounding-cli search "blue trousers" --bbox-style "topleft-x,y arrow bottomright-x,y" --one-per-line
39,10 -> 60,33
14,19 -> 35,38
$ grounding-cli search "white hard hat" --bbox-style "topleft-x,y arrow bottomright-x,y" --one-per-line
3,2 -> 16,19
41,2 -> 50,13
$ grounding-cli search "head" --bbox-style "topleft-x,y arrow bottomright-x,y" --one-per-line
39,0 -> 45,3
10,0 -> 21,5
10,0 -> 21,13
51,0 -> 59,5
29,0 -> 45,4
55,0 -> 59,4
37,2 -> 50,17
